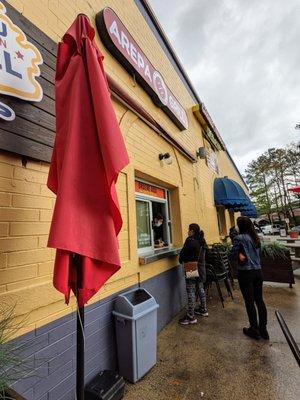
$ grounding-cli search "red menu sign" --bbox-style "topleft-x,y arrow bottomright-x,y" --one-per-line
135,181 -> 165,199
96,8 -> 188,131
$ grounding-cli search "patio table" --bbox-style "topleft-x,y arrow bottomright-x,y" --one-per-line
281,243 -> 300,258
277,237 -> 300,244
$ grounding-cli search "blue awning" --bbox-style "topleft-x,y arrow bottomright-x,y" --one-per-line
231,200 -> 251,212
214,177 -> 249,208
230,198 -> 258,217
241,204 -> 258,218
241,211 -> 257,218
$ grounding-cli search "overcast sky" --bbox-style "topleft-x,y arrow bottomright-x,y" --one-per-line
149,0 -> 300,174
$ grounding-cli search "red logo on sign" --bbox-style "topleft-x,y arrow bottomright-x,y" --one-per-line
153,71 -> 168,106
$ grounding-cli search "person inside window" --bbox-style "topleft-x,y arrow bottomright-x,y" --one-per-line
178,223 -> 208,325
230,216 -> 269,340
152,213 -> 166,248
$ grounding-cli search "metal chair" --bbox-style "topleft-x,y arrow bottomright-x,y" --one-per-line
205,247 -> 234,308
212,243 -> 234,280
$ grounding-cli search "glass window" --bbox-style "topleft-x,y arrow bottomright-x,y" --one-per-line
136,200 -> 152,252
217,206 -> 227,236
166,190 -> 173,244
229,210 -> 235,229
135,180 -> 172,254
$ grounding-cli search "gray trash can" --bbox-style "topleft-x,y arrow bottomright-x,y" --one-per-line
113,287 -> 159,383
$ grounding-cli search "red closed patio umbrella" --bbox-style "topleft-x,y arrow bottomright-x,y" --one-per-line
288,186 -> 300,193
47,14 -> 129,399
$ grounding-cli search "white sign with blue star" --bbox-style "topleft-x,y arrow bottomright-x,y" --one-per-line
0,2 -> 43,121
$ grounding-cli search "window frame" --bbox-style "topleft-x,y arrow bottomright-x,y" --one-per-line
135,180 -> 172,255
216,206 -> 227,236
135,198 -> 154,255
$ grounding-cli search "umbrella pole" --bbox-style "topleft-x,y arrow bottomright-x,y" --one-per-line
76,254 -> 85,400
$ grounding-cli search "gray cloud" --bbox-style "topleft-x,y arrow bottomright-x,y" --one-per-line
149,0 -> 300,172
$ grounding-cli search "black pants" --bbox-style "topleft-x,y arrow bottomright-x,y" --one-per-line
238,269 -> 267,329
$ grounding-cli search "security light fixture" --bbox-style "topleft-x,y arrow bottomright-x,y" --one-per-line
295,124 -> 300,129
196,147 -> 206,159
159,152 -> 173,165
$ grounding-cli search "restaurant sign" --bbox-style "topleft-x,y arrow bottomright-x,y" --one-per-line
206,147 -> 219,175
96,8 -> 188,131
0,2 -> 43,121
200,103 -> 223,148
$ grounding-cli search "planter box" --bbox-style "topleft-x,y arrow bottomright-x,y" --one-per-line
261,250 -> 295,285
1,388 -> 26,400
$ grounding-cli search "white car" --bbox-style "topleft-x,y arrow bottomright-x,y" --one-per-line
261,225 -> 272,235
261,224 -> 281,235
271,224 -> 281,235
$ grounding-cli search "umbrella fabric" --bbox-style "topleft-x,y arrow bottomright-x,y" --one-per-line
288,186 -> 300,193
214,177 -> 249,208
47,15 -> 129,306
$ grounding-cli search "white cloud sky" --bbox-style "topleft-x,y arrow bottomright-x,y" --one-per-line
149,0 -> 300,173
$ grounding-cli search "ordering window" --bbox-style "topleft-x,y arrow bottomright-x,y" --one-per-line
229,210 -> 235,229
135,180 -> 172,255
216,206 -> 227,236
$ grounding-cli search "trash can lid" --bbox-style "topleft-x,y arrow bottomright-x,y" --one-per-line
113,288 -> 158,318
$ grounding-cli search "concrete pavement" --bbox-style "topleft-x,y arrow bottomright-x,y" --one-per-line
124,277 -> 300,400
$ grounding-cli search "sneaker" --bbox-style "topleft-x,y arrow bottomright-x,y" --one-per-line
179,314 -> 198,325
194,307 -> 209,317
243,327 -> 260,340
259,327 -> 270,340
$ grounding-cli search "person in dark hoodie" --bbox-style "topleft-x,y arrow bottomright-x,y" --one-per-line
152,213 -> 166,247
230,216 -> 269,340
179,223 -> 208,325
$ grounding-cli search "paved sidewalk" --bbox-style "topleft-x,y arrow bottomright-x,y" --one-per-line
124,278 -> 300,400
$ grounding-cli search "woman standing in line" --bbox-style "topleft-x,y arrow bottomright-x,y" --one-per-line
179,223 -> 208,325
230,216 -> 269,340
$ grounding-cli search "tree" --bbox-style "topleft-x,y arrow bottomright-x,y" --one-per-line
245,142 -> 300,224
245,156 -> 273,221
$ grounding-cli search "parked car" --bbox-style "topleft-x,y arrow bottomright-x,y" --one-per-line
261,224 -> 281,235
257,219 -> 270,227
261,224 -> 272,235
272,224 -> 281,235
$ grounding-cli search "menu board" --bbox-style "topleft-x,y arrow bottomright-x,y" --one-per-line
135,181 -> 165,199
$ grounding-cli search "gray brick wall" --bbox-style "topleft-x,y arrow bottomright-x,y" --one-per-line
143,265 -> 186,331
9,265 -> 185,399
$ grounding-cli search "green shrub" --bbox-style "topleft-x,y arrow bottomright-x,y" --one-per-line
211,242 -> 232,253
261,241 -> 289,259
0,305 -> 31,399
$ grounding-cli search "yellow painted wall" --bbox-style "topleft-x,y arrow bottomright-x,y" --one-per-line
1,0 -> 247,336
